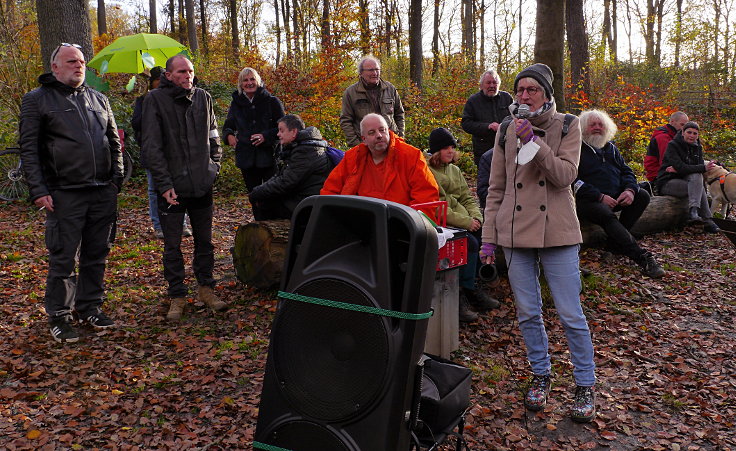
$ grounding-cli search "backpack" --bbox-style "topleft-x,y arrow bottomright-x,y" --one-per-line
498,113 -> 576,148
324,146 -> 345,168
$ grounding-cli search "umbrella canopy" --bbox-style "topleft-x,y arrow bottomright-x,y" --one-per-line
88,33 -> 186,74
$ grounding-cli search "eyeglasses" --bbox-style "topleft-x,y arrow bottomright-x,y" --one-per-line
362,68 -> 381,73
516,86 -> 541,96
51,43 -> 82,62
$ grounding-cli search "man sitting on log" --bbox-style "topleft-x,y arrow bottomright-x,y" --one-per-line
574,109 -> 665,278
320,113 -> 439,215
248,114 -> 333,220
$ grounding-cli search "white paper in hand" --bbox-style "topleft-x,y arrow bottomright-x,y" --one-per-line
516,140 -> 540,165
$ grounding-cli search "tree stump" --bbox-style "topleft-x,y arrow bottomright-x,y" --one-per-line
231,219 -> 291,289
581,195 -> 689,247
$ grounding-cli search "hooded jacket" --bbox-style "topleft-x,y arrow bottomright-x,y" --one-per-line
656,131 -> 705,190
19,73 -> 123,201
141,75 -> 222,198
481,100 -> 582,248
222,87 -> 284,169
249,126 -> 332,213
644,124 -> 677,181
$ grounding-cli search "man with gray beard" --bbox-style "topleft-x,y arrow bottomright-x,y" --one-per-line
573,109 -> 664,278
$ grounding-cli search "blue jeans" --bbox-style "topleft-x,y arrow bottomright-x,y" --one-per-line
146,170 -> 160,230
504,245 -> 596,386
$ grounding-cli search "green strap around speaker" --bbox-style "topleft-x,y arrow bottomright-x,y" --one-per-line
253,442 -> 291,451
277,291 -> 433,320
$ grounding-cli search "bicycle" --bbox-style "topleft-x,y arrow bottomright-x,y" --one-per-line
0,147 -> 27,201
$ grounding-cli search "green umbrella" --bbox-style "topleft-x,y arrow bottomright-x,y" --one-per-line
88,33 -> 187,75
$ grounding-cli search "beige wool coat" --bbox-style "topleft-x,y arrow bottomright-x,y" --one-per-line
481,100 -> 583,249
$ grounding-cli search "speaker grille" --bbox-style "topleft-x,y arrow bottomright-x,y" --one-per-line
265,420 -> 353,451
274,278 -> 391,422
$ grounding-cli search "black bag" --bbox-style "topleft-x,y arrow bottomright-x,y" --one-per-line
416,353 -> 472,437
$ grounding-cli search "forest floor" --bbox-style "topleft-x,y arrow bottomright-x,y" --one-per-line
1,183 -> 735,450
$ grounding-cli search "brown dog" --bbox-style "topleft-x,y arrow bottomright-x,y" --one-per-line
705,164 -> 736,216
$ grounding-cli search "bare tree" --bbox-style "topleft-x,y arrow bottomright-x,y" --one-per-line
97,0 -> 107,35
565,0 -> 589,96
535,0 -> 565,110
185,0 -> 198,53
409,0 -> 422,87
359,0 -> 370,55
149,0 -> 157,33
36,0 -> 93,72
602,0 -> 617,60
229,0 -> 240,65
199,0 -> 208,57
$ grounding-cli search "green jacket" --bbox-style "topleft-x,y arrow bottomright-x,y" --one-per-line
339,79 -> 405,147
428,162 -> 481,230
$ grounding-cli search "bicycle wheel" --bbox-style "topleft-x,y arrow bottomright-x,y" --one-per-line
122,151 -> 133,185
0,148 -> 28,201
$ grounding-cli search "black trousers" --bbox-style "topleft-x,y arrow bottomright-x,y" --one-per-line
576,189 -> 650,261
241,167 -> 276,220
158,189 -> 215,297
44,185 -> 117,320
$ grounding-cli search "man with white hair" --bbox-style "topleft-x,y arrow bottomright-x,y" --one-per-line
339,55 -> 405,148
461,69 -> 513,165
574,109 -> 664,278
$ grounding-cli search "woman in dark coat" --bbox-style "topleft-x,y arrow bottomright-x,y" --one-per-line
222,67 -> 285,192
657,121 -> 719,233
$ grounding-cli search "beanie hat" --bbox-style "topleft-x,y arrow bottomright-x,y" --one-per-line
514,63 -> 554,99
682,121 -> 699,132
149,66 -> 163,89
428,127 -> 457,154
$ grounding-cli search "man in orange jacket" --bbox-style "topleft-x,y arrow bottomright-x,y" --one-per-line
321,114 -> 439,215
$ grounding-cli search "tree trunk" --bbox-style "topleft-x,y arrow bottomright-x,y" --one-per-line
432,0 -> 440,75
291,0 -> 299,63
231,220 -> 291,289
611,0 -> 617,61
320,0 -> 330,49
461,0 -> 473,62
581,196 -> 689,247
149,0 -> 157,33
184,0 -> 198,53
280,0 -> 290,60
274,0 -> 281,65
97,0 -> 107,36
359,0 -> 370,55
565,0 -> 589,98
199,0 -> 208,57
178,0 -> 186,45
169,0 -> 175,34
534,0 -> 566,111
229,0 -> 240,65
479,0 -> 485,68
36,0 -> 93,72
408,0 -> 422,88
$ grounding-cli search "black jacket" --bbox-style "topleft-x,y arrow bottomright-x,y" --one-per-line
461,90 -> 513,163
19,73 -> 123,201
476,148 -> 493,212
222,87 -> 285,169
656,132 -> 705,191
249,127 -> 332,213
574,141 -> 639,202
141,76 -> 222,198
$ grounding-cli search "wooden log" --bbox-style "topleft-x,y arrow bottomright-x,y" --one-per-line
581,195 -> 689,247
231,219 -> 291,289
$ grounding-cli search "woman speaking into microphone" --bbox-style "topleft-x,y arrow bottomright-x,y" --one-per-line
479,63 -> 597,423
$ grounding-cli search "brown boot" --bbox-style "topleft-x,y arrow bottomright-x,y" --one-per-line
167,297 -> 186,322
198,286 -> 227,312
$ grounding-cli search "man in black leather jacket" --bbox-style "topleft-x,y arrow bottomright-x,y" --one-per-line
19,43 -> 123,343
141,55 -> 226,322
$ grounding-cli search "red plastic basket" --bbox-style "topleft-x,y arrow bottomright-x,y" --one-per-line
411,201 -> 468,271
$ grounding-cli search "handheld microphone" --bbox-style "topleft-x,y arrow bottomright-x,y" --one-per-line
517,104 -> 530,119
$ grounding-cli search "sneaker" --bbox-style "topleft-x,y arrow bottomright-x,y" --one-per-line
703,219 -> 720,234
638,251 -> 665,278
49,317 -> 79,343
182,225 -> 193,237
79,310 -> 115,329
524,374 -> 551,411
458,292 -> 478,323
154,228 -> 164,239
571,385 -> 596,422
462,287 -> 500,311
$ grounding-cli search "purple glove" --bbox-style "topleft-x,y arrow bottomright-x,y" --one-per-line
516,119 -> 536,144
479,243 -> 496,261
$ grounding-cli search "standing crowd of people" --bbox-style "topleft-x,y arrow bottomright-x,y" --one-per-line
20,45 -> 722,425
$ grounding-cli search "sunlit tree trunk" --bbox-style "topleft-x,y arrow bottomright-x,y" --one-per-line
273,0 -> 280,64
603,0 -> 617,60
36,0 -> 93,72
199,0 -> 207,57
149,0 -> 157,33
280,0 -> 291,60
291,0 -> 299,63
320,0 -> 330,49
479,0 -> 485,68
432,0 -> 440,75
97,0 -> 106,35
359,0 -> 370,55
566,0 -> 589,97
229,0 -> 240,65
409,0 -> 422,88
535,0 -> 565,111
461,0 -> 473,63
185,0 -> 198,53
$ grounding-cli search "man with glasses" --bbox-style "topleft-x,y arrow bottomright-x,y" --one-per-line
19,43 -> 123,343
461,69 -> 513,165
339,55 -> 405,148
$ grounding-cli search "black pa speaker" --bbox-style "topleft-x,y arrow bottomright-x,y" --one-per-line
254,195 -> 439,451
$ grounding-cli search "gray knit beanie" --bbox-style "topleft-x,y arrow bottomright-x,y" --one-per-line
514,63 -> 554,99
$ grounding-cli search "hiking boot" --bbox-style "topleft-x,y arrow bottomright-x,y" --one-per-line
79,310 -> 115,329
524,374 -> 551,411
703,219 -> 720,234
167,297 -> 186,322
154,228 -> 164,239
458,292 -> 478,323
182,225 -> 193,237
571,385 -> 596,422
198,286 -> 227,312
638,252 -> 665,278
688,207 -> 703,224
462,287 -> 500,311
49,316 -> 79,343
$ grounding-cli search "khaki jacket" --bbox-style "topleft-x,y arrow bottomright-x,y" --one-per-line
339,79 -> 405,147
481,100 -> 582,248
